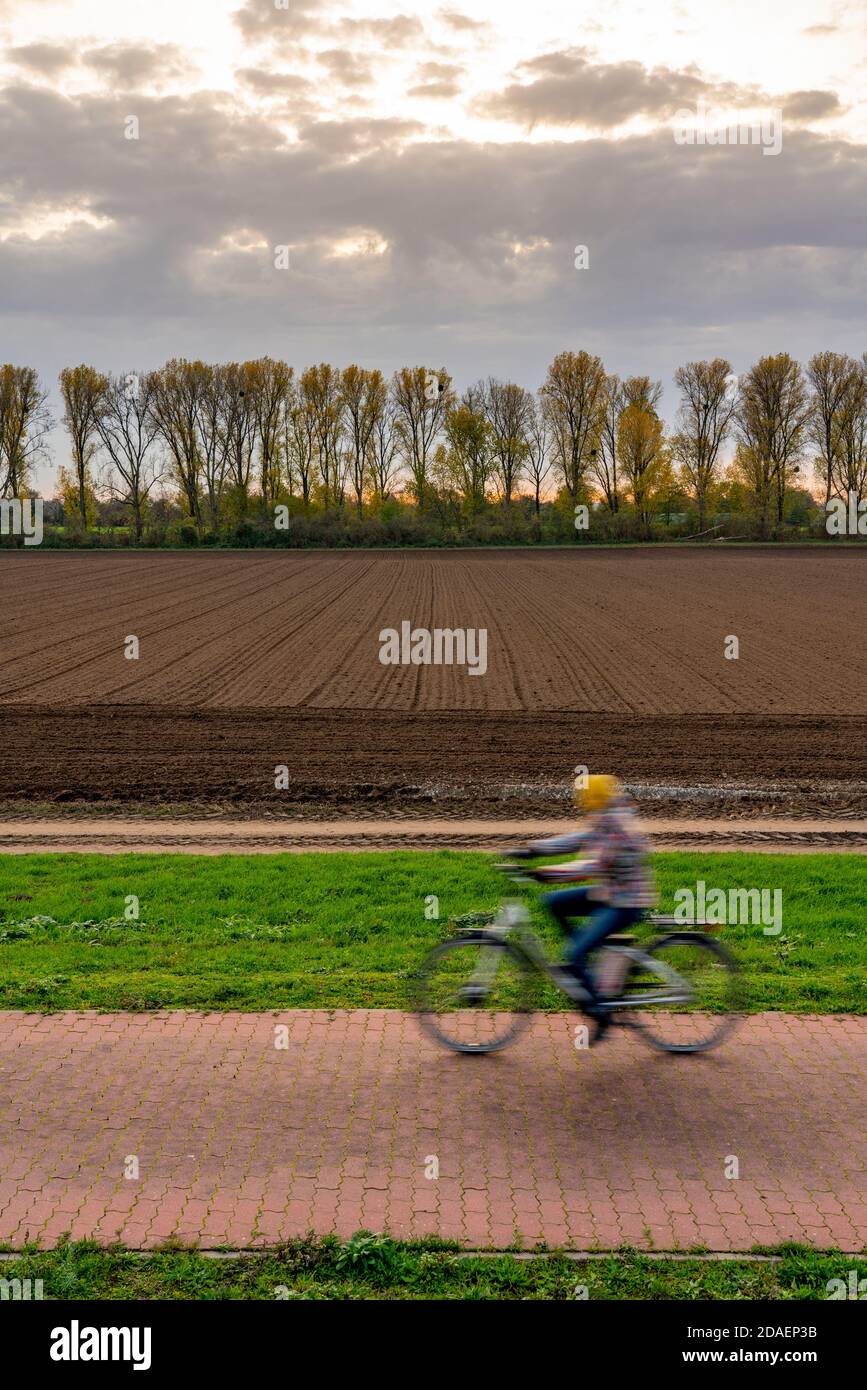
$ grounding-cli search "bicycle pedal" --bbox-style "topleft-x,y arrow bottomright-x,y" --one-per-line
458,985 -> 488,1002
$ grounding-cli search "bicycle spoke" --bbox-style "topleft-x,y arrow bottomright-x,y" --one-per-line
624,933 -> 742,1052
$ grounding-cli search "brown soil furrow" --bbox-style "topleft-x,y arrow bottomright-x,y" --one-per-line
0,553 -> 299,700
3,548 -> 863,713
7,553 -> 355,705
113,552 -> 370,706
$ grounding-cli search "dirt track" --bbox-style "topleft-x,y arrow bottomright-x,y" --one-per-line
0,817 -> 864,854
0,550 -> 864,817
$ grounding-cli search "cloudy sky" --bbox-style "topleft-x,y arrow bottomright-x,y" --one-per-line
1,0 -> 866,487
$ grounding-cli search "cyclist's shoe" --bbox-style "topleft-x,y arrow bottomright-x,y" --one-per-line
587,1006 -> 613,1045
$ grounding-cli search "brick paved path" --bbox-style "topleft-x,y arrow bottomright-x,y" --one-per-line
0,1010 -> 864,1251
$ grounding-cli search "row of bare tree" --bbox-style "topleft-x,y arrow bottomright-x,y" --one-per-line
1,351 -> 864,538
539,350 -> 867,535
55,361 -> 450,538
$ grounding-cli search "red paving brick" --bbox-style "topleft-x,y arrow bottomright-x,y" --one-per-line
0,1010 -> 864,1251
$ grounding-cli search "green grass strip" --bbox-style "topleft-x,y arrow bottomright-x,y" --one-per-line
1,1236 -> 864,1300
0,850 -> 863,1013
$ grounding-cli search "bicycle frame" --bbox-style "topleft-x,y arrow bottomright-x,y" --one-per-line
462,895 -> 697,1011
485,900 -> 569,980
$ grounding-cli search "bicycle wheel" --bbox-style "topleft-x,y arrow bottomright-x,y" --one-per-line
623,932 -> 743,1053
414,933 -> 536,1053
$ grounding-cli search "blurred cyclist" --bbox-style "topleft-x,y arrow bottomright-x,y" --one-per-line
509,774 -> 657,1040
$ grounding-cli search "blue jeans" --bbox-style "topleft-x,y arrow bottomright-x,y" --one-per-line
543,886 -> 642,1010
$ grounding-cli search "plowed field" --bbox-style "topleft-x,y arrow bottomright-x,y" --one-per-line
0,548 -> 864,817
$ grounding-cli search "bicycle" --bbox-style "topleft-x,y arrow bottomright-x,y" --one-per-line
414,862 -> 743,1055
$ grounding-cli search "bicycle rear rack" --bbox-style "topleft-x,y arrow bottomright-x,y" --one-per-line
649,913 -> 710,930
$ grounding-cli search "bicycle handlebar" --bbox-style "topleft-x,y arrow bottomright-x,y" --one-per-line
493,861 -> 536,883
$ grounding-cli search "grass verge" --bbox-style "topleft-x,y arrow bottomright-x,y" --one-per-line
0,850 -> 863,1012
1,1236 -> 864,1300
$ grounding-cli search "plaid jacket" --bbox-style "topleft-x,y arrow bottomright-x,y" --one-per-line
529,800 -> 657,909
